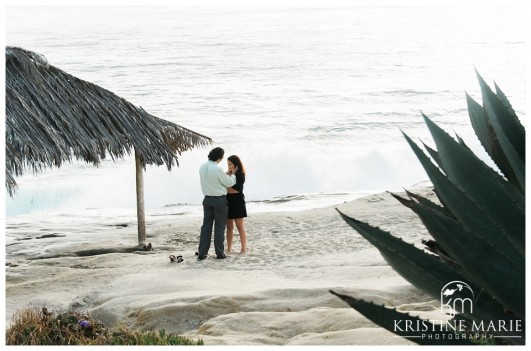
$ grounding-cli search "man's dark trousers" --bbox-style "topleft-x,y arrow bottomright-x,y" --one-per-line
198,195 -> 228,257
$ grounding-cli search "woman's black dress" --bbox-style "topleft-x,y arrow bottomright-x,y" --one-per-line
227,171 -> 247,219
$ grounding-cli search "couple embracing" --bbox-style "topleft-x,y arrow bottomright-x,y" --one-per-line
197,147 -> 247,261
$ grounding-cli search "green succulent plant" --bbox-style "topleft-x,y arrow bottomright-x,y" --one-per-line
332,72 -> 525,345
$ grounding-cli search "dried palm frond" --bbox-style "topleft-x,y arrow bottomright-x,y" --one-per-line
5,46 -> 212,195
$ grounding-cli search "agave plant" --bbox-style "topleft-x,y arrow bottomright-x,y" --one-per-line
332,72 -> 525,345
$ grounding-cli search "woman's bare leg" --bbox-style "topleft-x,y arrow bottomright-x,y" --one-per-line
234,218 -> 247,253
226,219 -> 235,253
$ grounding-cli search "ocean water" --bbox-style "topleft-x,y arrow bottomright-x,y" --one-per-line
5,2 -> 526,216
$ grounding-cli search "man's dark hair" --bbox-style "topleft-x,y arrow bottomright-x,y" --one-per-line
208,147 -> 224,161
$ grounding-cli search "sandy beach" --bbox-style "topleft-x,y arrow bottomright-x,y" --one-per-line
5,187 -> 447,345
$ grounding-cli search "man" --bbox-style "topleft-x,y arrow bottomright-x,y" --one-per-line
197,147 -> 237,260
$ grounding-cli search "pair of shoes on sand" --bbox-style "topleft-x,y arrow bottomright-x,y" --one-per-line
169,255 -> 183,263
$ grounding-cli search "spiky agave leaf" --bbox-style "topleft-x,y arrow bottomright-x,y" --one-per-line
337,207 -> 513,324
404,134 -> 525,269
494,82 -> 521,121
466,93 -> 519,188
391,191 -> 523,325
391,192 -> 524,319
403,189 -> 453,219
336,208 -> 463,298
403,132 -> 524,268
422,115 -> 525,253
329,290 -> 474,345
476,72 -> 525,191
421,238 -> 457,267
332,74 -> 525,345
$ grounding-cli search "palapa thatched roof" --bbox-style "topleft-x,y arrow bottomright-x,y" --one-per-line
5,46 -> 212,196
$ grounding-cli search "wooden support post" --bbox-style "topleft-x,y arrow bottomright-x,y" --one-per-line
135,150 -> 146,247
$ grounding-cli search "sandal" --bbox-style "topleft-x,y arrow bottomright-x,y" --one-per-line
170,255 -> 184,263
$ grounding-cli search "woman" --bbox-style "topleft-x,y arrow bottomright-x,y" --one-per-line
226,155 -> 248,254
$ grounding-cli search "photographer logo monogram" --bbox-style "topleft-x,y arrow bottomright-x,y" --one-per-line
440,281 -> 473,317
393,280 -> 522,341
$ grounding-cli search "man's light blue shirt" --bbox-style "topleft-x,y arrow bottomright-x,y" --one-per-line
199,160 -> 236,196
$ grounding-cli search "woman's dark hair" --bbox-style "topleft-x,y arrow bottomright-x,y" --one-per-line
227,155 -> 246,175
208,147 -> 224,161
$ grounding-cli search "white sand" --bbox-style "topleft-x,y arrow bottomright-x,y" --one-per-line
5,187 -> 446,345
